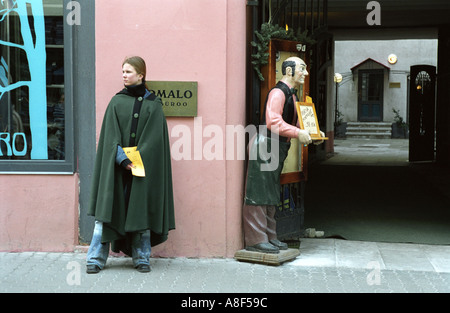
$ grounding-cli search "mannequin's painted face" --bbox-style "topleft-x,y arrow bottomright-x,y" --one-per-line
293,61 -> 308,85
122,63 -> 143,86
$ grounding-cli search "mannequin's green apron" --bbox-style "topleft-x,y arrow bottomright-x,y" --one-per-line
244,133 -> 291,206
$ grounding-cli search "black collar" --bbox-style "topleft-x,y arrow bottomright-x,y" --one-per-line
117,81 -> 147,97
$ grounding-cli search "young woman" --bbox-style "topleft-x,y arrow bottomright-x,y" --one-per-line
86,56 -> 175,273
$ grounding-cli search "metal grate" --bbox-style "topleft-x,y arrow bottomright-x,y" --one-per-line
261,0 -> 328,35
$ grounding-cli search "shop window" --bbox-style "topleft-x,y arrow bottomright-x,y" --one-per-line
0,0 -> 73,172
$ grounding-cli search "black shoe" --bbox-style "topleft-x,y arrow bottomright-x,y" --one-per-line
245,242 -> 279,254
136,264 -> 151,273
86,264 -> 101,274
269,239 -> 288,250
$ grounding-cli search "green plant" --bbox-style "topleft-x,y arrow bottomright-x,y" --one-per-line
392,108 -> 408,129
250,23 -> 315,81
334,109 -> 344,126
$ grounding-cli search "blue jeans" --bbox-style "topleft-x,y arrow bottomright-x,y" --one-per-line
86,221 -> 151,269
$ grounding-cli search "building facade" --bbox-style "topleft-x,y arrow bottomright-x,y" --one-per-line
1,0 -> 450,257
334,35 -> 438,129
0,0 -> 247,257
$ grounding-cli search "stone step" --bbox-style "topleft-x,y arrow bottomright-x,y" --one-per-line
345,122 -> 392,139
347,122 -> 392,125
346,132 -> 391,139
347,122 -> 391,126
346,126 -> 392,133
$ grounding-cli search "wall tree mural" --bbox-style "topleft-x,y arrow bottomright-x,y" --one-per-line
0,0 -> 48,159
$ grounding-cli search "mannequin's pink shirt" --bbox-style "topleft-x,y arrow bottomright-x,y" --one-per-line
265,82 -> 300,139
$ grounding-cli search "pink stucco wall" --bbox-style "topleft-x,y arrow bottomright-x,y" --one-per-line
0,0 -> 246,256
0,175 -> 79,252
95,0 -> 247,257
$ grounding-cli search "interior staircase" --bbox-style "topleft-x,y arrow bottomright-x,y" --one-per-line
345,122 -> 392,139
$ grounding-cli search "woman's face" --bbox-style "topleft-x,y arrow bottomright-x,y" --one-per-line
122,63 -> 143,86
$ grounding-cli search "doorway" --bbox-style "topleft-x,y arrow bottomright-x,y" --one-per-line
409,65 -> 436,162
358,69 -> 384,122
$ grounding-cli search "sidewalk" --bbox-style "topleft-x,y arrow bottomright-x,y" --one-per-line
1,238 -> 450,293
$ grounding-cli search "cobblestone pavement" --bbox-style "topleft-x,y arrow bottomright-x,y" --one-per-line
1,239 -> 450,294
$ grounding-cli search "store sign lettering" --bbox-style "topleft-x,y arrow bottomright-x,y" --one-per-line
147,81 -> 198,117
152,89 -> 193,101
0,133 -> 27,156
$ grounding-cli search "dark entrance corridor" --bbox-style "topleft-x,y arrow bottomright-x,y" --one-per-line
246,0 -> 450,246
304,139 -> 450,245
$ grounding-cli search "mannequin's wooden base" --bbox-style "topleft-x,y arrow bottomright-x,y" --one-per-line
234,248 -> 300,266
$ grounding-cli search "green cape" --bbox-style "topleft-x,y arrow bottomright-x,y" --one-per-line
88,92 -> 175,255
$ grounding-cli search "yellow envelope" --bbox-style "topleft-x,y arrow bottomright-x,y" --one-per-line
122,146 -> 145,177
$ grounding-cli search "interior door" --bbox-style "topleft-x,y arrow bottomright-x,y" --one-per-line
409,65 -> 436,162
358,70 -> 384,122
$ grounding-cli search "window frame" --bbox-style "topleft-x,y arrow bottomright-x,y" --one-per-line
0,0 -> 75,174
